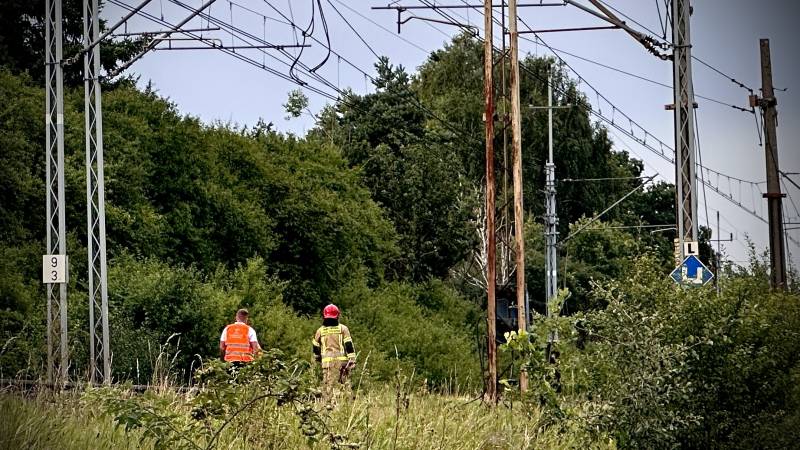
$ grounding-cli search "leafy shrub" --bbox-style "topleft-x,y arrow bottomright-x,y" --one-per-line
506,255 -> 800,449
89,350 -> 336,449
338,280 -> 481,390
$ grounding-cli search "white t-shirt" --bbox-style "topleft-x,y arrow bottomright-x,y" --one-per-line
220,321 -> 258,343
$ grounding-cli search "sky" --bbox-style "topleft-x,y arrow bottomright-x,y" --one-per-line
103,0 -> 800,272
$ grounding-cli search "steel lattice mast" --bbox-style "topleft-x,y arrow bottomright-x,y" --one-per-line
544,70 -> 558,338
672,0 -> 698,258
45,0 -> 69,384
84,0 -> 111,384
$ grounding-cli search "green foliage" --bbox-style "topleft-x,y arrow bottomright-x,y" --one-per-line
2,376 -> 613,450
1,68 -> 399,321
414,35 -> 668,237
3,30 -> 798,450
507,255 -> 800,449
0,243 -> 44,378
0,0 -> 145,86
0,70 -> 43,245
108,256 -> 233,382
87,350 -> 333,449
0,393 -> 149,449
559,218 -> 641,312
105,255 -> 478,387
283,89 -> 310,119
336,279 -> 481,389
315,58 -> 476,281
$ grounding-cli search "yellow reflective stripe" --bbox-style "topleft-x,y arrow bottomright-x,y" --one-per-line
311,339 -> 320,347
319,325 -> 344,355
321,356 -> 349,363
343,336 -> 353,343
346,353 -> 356,359
320,325 -> 342,336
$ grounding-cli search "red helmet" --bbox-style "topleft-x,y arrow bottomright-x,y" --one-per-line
323,304 -> 340,319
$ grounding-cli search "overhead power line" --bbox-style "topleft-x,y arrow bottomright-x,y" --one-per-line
326,0 -> 429,53
325,0 -> 380,58
109,0 -> 337,101
113,0 -> 788,248
588,0 -> 757,95
594,0 -> 669,45
692,55 -> 754,93
510,18 -> 780,231
528,41 -> 752,113
418,2 -> 766,205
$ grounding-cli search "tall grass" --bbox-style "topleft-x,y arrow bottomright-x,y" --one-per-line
0,392 -> 151,450
0,386 -> 613,449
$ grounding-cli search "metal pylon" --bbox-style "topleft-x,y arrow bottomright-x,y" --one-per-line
84,0 -> 111,384
672,0 -> 698,257
45,0 -> 69,384
544,70 -> 558,341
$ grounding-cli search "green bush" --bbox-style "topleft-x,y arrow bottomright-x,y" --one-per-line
507,255 -> 800,449
108,255 -> 234,382
338,280 -> 481,390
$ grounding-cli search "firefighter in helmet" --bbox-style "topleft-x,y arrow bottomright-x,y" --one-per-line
312,304 -> 356,404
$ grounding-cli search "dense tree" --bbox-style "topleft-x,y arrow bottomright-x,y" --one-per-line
314,58 -> 476,281
0,0 -> 144,86
100,86 -> 399,312
414,35 -> 675,242
0,69 -> 400,373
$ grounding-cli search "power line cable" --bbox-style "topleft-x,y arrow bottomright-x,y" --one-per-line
309,0 -> 332,73
110,0 -> 340,101
589,0 -> 759,97
288,0 -> 316,82
525,40 -> 752,113
116,0 -> 478,164
439,4 -> 766,220
259,0 -> 482,144
286,0 -> 299,54
594,0 -> 669,44
782,179 -> 800,219
695,106 -> 711,232
262,0 -> 388,81
126,0 -> 781,246
325,0 -> 380,58
559,175 -> 658,245
509,16 -> 775,228
692,55 -> 754,93
560,176 -> 650,182
228,0 -> 288,25
781,171 -> 800,192
328,0 -> 429,53
654,0 -> 666,39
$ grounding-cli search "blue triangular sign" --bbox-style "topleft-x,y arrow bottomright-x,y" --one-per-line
670,255 -> 714,286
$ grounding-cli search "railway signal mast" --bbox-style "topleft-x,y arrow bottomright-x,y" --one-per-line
84,0 -> 112,384
671,0 -> 699,262
44,0 -> 69,384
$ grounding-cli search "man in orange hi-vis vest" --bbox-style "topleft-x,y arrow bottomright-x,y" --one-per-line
220,309 -> 261,364
312,304 -> 356,404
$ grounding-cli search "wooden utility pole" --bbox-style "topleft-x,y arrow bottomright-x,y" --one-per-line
508,0 -> 528,393
758,39 -> 787,290
483,0 -> 497,403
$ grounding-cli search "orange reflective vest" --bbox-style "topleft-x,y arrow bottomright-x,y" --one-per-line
223,323 -> 254,362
